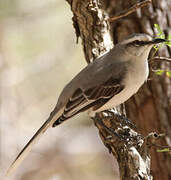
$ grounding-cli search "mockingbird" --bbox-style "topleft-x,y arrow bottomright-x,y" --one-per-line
7,33 -> 165,175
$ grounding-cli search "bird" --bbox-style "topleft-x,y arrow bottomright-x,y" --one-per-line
7,33 -> 166,175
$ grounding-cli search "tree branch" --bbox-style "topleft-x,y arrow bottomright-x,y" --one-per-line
149,56 -> 171,63
109,0 -> 151,22
93,110 -> 153,180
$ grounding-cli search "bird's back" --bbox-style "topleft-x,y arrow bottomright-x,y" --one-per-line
55,45 -> 127,111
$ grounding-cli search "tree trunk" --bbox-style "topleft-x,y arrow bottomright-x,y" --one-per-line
66,0 -> 171,179
106,1 -> 171,179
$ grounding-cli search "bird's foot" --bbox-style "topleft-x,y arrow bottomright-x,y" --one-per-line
92,114 -> 137,153
115,114 -> 136,129
103,110 -> 136,129
92,116 -> 128,141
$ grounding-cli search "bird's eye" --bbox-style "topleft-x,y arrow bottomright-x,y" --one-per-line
127,40 -> 144,47
133,40 -> 141,46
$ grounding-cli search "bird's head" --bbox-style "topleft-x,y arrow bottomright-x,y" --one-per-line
120,33 -> 166,57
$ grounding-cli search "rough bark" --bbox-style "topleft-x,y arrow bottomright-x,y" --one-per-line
66,0 -> 171,180
104,0 -> 171,179
104,1 -> 171,179
67,0 -> 113,63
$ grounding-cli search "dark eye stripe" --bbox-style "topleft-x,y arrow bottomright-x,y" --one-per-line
134,40 -> 142,45
129,40 -> 151,46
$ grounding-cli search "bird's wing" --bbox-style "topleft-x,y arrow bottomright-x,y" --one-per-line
53,77 -> 124,127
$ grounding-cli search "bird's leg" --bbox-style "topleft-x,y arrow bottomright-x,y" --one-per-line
103,110 -> 136,129
115,113 -> 136,129
92,115 -> 127,141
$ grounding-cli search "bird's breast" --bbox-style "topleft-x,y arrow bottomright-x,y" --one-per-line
124,59 -> 149,92
120,59 -> 149,102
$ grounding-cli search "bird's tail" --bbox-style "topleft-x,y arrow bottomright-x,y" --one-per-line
6,108 -> 63,176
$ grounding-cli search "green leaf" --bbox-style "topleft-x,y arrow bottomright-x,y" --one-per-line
154,24 -> 165,39
155,70 -> 164,75
165,41 -> 171,46
153,24 -> 171,56
153,45 -> 159,50
161,34 -> 165,39
157,148 -> 171,153
167,35 -> 171,40
166,71 -> 171,78
154,24 -> 162,35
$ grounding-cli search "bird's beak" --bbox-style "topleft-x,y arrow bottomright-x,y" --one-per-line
151,38 -> 166,44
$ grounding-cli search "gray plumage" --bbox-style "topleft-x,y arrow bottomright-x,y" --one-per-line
7,33 -> 166,176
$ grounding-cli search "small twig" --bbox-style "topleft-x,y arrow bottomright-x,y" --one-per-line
109,0 -> 151,22
152,144 -> 171,150
151,69 -> 170,73
142,132 -> 162,149
149,56 -> 171,63
143,133 -> 171,151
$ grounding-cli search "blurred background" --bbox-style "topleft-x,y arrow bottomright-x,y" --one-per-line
0,0 -> 120,180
